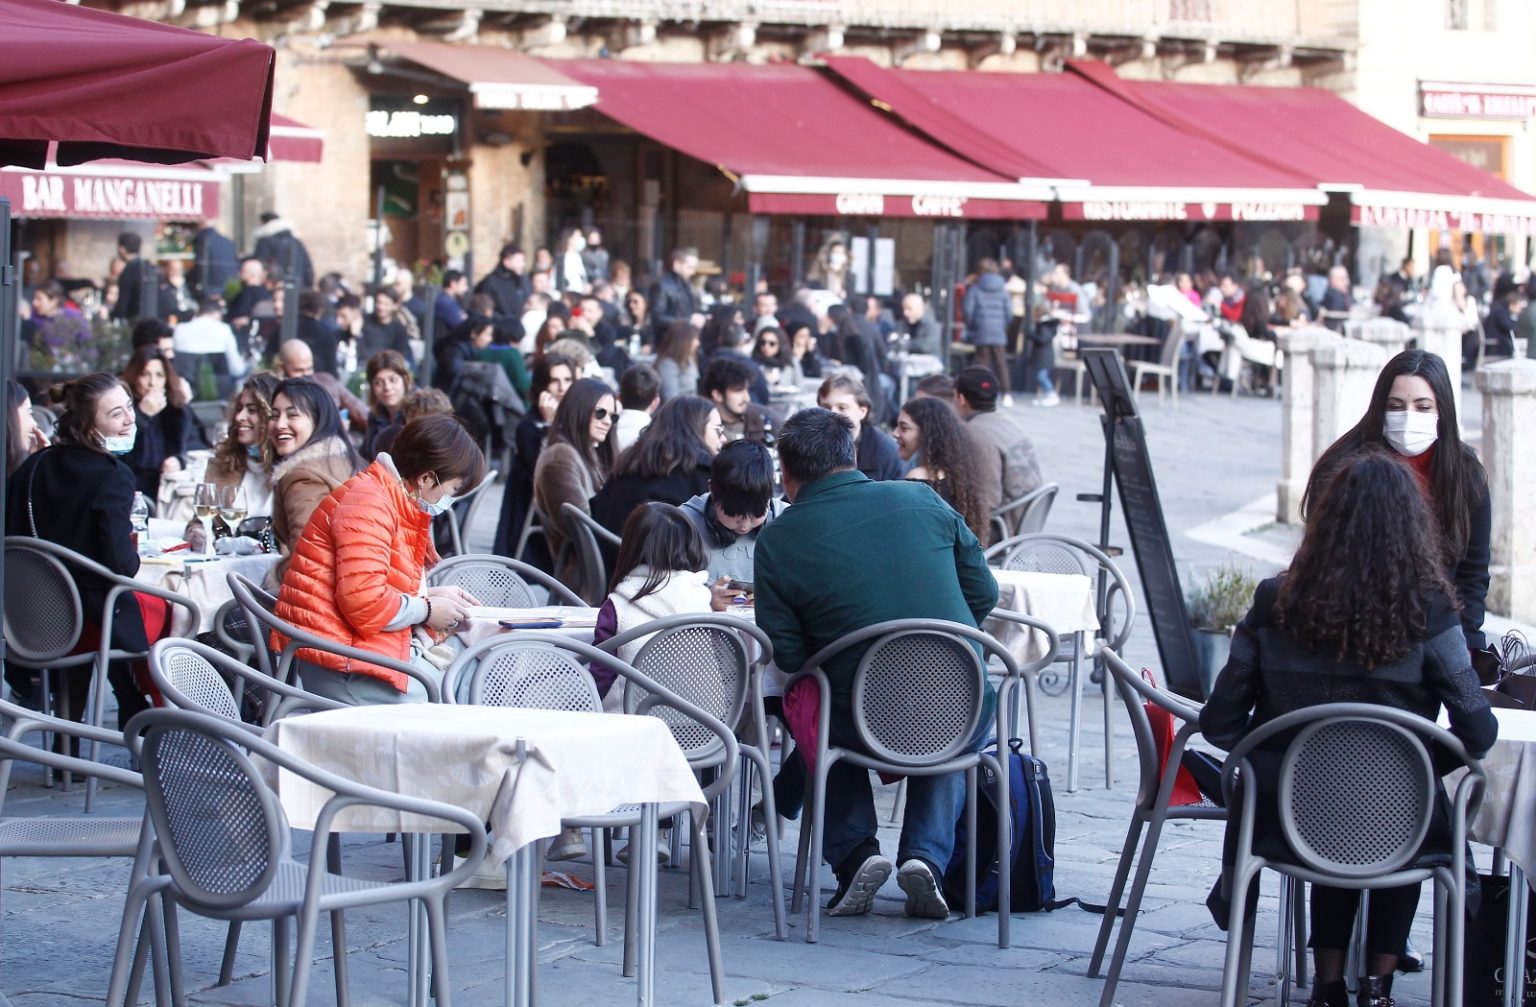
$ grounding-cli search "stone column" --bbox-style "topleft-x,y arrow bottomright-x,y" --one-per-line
1346,318 -> 1412,360
1476,358 -> 1536,624
1275,327 -> 1342,524
1415,323 -> 1464,418
1312,338 -> 1388,465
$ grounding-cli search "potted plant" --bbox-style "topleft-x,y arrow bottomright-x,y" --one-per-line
1185,561 -> 1260,697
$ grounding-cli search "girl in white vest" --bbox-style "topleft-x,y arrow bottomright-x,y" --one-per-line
591,502 -> 726,713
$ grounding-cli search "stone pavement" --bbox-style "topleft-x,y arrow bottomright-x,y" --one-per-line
0,386 -> 1487,1006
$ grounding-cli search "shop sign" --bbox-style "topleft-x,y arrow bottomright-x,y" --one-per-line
1354,203 -> 1536,235
832,192 -> 971,218
1081,200 -> 1189,221
1075,200 -> 1311,222
365,110 -> 457,139
0,170 -> 216,220
1420,82 -> 1536,120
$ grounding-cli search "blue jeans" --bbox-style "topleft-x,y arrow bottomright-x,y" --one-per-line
1035,368 -> 1055,396
819,697 -> 992,872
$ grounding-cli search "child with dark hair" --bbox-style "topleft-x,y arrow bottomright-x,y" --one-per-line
680,439 -> 786,590
591,502 -> 725,709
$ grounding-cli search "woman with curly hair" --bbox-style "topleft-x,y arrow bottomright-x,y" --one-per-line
891,396 -> 994,543
1303,349 -> 1490,654
1200,451 -> 1495,1007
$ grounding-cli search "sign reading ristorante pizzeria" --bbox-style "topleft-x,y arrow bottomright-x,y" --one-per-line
1063,201 -> 1315,222
0,169 -> 219,220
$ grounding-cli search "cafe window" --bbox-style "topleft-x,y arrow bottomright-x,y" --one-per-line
1446,0 -> 1469,28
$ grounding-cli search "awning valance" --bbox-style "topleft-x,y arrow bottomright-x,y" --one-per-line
269,113 -> 324,163
546,58 -> 1052,220
387,42 -> 596,111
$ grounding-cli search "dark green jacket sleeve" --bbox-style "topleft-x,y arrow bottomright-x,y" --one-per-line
753,535 -> 807,674
953,512 -> 999,627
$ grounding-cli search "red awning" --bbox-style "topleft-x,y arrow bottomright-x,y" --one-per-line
387,42 -> 597,111
0,160 -> 222,221
0,0 -> 274,170
1065,60 -> 1536,234
546,59 -> 1051,220
269,113 -> 324,163
819,56 -> 1325,223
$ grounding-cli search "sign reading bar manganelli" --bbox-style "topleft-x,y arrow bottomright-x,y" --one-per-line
1421,81 -> 1536,120
0,170 -> 218,221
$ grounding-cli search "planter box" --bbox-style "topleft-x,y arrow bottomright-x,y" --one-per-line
1190,628 -> 1232,699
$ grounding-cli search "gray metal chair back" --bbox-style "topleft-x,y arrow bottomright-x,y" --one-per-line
445,468 -> 499,557
1277,719 -> 1434,879
4,541 -> 84,663
138,712 -> 287,913
458,638 -> 603,711
983,532 -> 1135,653
854,628 -> 988,768
559,502 -> 619,605
228,572 -> 443,701
150,638 -> 345,727
988,482 -> 1059,544
226,572 -> 281,680
428,553 -> 584,608
212,598 -> 255,666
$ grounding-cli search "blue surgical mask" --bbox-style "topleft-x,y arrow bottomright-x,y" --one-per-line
417,493 -> 455,518
246,444 -> 264,460
102,432 -> 136,455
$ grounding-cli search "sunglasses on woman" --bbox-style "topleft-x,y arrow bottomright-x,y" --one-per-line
593,407 -> 615,420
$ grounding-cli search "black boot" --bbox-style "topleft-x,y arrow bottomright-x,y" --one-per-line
1306,979 -> 1348,1007
1357,974 -> 1395,1007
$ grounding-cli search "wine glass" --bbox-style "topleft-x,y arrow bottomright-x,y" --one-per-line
193,483 -> 219,557
218,485 -> 247,537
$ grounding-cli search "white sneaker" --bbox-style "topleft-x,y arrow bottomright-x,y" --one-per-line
1001,393 -> 1016,408
616,827 -> 672,866
1034,392 -> 1060,408
453,853 -> 508,891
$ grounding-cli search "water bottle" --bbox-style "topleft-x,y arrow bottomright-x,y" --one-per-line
130,492 -> 151,555
629,332 -> 642,358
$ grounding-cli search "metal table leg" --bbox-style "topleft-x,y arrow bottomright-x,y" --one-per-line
505,842 -> 535,1007
405,834 -> 431,1007
1505,861 -> 1525,1007
637,803 -> 659,1007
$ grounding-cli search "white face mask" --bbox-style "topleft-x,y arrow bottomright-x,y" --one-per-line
828,252 -> 847,270
418,494 -> 455,518
1383,410 -> 1438,457
102,432 -> 136,455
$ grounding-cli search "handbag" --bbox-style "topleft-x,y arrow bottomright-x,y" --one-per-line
1141,667 -> 1206,807
1479,631 -> 1534,707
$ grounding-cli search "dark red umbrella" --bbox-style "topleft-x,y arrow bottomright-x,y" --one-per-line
0,0 -> 275,169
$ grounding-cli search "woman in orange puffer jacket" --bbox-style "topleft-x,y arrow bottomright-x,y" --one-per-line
274,413 -> 487,704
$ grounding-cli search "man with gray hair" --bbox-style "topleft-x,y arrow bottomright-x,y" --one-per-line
754,407 -> 998,922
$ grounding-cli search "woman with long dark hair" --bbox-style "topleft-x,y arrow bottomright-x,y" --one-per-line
5,373 -> 167,723
490,351 -> 576,564
654,320 -> 701,400
269,378 -> 364,577
892,397 -> 994,543
590,395 -> 721,537
120,345 -> 198,504
7,380 -> 46,476
1303,349 -> 1491,653
1201,451 -> 1495,1007
534,377 -> 617,574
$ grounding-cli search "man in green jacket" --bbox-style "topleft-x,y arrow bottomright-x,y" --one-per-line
755,408 -> 999,921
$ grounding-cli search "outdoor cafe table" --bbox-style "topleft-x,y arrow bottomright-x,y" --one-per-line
133,520 -> 280,635
267,703 -> 707,1007
1446,705 -> 1536,1007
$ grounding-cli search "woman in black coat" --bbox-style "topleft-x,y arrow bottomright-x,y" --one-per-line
6,373 -> 165,725
119,345 -> 197,505
590,395 -> 721,560
1303,350 -> 1491,654
1200,451 -> 1495,1007
490,352 -> 575,568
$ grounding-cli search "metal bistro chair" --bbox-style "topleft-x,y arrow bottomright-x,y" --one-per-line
558,503 -> 621,606
1129,316 -> 1185,406
511,501 -> 549,567
148,638 -> 348,992
444,468 -> 499,557
446,633 -> 740,1005
1090,646 -> 1230,1007
0,698 -> 156,1005
1215,704 -> 1485,1007
212,598 -> 256,666
788,619 -> 1030,947
106,708 -> 486,1007
428,554 -> 585,608
987,482 -> 1059,546
227,572 -> 443,702
982,532 -> 1135,792
4,536 -> 201,810
596,614 -> 787,940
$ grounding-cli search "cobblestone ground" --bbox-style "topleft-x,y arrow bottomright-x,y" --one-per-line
4,384 -> 1501,1006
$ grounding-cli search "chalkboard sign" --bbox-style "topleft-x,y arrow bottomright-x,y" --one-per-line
1082,349 -> 1204,700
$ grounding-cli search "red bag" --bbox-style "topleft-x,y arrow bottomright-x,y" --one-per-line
1141,667 -> 1204,807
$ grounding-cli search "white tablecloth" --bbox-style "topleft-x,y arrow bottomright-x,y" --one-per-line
134,552 -> 281,635
984,569 -> 1100,663
1446,707 -> 1536,886
458,606 -> 601,648
268,704 -> 705,864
